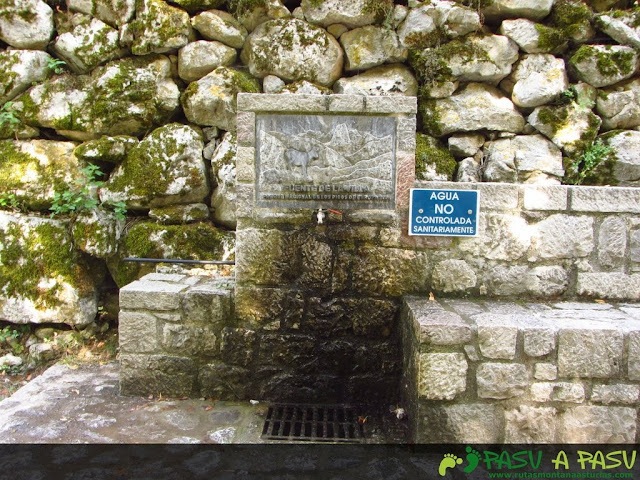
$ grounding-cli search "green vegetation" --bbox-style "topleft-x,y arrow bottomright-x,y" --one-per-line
0,102 -> 20,139
415,133 -> 457,180
0,193 -> 24,212
50,163 -> 127,220
46,58 -> 67,75
566,139 -> 615,185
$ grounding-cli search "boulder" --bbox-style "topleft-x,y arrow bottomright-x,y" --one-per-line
456,158 -> 482,182
281,80 -> 330,95
0,140 -> 83,210
240,19 -> 343,87
12,55 -> 180,140
0,50 -> 52,104
397,1 -> 480,48
483,135 -> 564,184
500,19 -> 567,54
148,203 -> 210,224
603,130 -> 640,186
178,40 -> 237,82
181,67 -> 260,131
100,123 -> 209,210
421,83 -> 525,137
52,16 -> 125,74
234,0 -> 291,32
448,133 -> 485,158
482,0 -> 554,22
409,33 -> 518,87
191,9 -> 248,48
0,0 -> 54,49
509,54 -> 569,108
210,132 -> 237,229
528,104 -> 601,157
0,212 -> 103,326
262,75 -> 285,93
74,135 -> 139,164
596,13 -> 640,50
108,221 -> 235,287
570,45 -> 639,88
597,78 -> 640,131
300,0 -> 378,28
333,64 -> 418,96
67,0 -> 135,27
130,0 -> 193,55
72,208 -> 124,258
340,26 -> 407,71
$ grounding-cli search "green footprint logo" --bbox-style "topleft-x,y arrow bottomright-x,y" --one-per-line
438,453 -> 463,476
464,446 -> 481,474
438,447 -> 481,476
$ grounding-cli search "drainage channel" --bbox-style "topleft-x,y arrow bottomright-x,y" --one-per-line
261,404 -> 365,443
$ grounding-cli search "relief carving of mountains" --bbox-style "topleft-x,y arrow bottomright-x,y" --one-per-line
258,116 -> 395,195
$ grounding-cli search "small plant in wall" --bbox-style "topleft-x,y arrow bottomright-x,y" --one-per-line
0,102 -> 21,139
50,163 -> 127,220
0,193 -> 25,212
46,58 -> 67,75
568,139 -> 615,185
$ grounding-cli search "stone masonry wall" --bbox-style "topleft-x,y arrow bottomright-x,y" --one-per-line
233,94 -> 418,404
404,180 -> 640,300
402,297 -> 640,443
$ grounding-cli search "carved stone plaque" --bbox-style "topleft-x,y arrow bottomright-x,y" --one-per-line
256,114 -> 396,209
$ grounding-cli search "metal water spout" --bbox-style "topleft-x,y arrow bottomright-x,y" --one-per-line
316,207 -> 326,225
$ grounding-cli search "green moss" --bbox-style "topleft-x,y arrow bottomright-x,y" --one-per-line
415,133 -> 456,180
106,124 -> 203,203
227,0 -> 266,17
112,221 -> 234,286
550,0 -> 594,36
0,140 -> 78,210
571,44 -> 636,77
0,220 -> 98,307
362,0 -> 394,24
535,105 -> 569,136
418,99 -> 443,137
228,69 -> 261,93
534,24 -> 567,52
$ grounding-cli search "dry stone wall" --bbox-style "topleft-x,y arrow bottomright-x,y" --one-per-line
1,0 -> 640,326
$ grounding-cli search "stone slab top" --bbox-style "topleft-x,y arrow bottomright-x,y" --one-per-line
237,93 -> 418,114
404,296 -> 640,336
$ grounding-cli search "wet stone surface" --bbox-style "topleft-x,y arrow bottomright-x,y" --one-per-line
0,362 -> 409,445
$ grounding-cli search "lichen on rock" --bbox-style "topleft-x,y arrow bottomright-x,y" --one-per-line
129,0 -> 194,55
240,18 -> 344,87
181,66 -> 261,131
100,123 -> 209,210
0,212 -> 103,326
0,140 -> 83,210
108,221 -> 235,287
0,0 -> 54,49
12,55 -> 180,140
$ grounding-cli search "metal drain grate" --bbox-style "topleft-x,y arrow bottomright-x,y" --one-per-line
261,404 -> 364,443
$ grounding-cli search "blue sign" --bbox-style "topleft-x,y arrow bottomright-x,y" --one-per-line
409,188 -> 479,237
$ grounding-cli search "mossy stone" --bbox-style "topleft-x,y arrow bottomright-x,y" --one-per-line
108,221 -> 235,287
0,213 -> 103,325
415,133 -> 457,181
